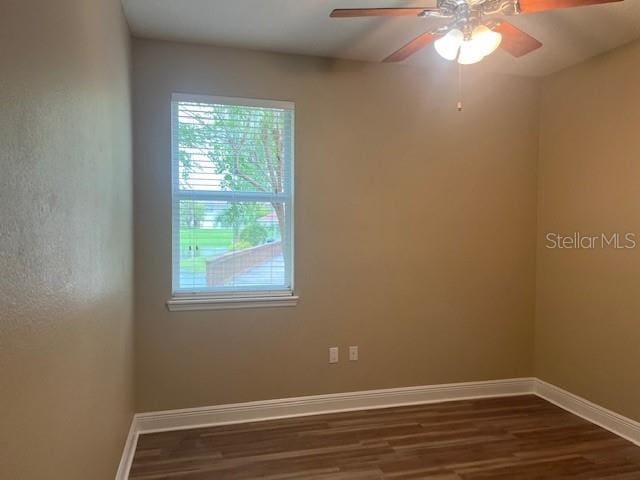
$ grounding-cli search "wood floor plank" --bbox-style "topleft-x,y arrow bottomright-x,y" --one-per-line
129,395 -> 640,479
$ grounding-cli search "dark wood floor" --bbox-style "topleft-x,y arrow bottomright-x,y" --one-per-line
130,395 -> 640,479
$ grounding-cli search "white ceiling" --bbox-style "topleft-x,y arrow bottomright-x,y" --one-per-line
122,0 -> 640,77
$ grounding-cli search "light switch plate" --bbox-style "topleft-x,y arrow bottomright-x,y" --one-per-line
329,347 -> 339,364
349,346 -> 358,361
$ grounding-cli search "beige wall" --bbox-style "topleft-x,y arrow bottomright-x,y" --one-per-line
133,38 -> 540,412
0,1 -> 133,479
535,39 -> 640,421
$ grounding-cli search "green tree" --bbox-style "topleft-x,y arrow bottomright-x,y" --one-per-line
239,223 -> 268,247
215,202 -> 270,247
180,200 -> 205,228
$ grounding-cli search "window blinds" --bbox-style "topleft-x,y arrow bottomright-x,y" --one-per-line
171,94 -> 294,296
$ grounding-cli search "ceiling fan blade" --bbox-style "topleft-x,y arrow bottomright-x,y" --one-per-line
517,0 -> 623,14
383,32 -> 439,62
330,8 -> 438,18
494,22 -> 543,57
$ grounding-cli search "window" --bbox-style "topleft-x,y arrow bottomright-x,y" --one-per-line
167,94 -> 297,310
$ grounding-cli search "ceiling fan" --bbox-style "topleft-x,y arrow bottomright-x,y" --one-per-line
330,0 -> 623,65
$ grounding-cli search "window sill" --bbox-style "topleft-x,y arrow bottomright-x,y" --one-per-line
166,294 -> 299,312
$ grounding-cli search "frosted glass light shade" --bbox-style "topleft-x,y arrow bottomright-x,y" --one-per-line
471,25 -> 502,56
455,25 -> 503,65
434,29 -> 464,61
457,41 -> 485,65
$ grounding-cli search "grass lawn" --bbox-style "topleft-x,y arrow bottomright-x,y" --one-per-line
179,227 -> 234,273
180,227 -> 234,248
180,257 -> 209,274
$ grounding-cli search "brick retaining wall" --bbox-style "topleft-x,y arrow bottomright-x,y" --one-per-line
206,241 -> 282,286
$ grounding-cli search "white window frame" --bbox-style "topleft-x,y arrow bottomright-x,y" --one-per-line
166,93 -> 298,311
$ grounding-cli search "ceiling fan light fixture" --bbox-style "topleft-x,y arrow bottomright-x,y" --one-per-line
434,28 -> 463,61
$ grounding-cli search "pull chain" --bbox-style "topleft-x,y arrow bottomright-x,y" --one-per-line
457,63 -> 464,112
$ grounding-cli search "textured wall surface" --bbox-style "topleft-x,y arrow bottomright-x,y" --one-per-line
0,1 -> 134,478
133,39 -> 540,412
535,39 -> 640,421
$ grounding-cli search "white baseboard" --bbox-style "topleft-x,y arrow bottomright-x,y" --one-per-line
134,378 -> 535,434
534,379 -> 640,447
115,417 -> 139,480
116,377 -> 640,479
